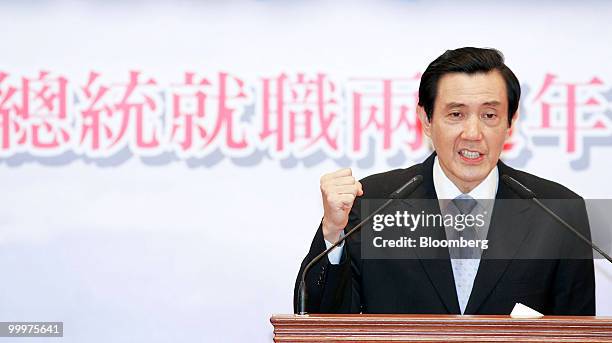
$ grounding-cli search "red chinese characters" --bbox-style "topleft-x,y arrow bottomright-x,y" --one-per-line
0,72 -> 23,154
167,72 -> 252,158
526,74 -> 610,159
0,71 -> 70,155
347,75 -> 424,158
2,69 -> 609,168
257,73 -> 341,158
75,71 -> 164,157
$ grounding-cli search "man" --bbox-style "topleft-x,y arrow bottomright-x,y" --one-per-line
294,47 -> 595,315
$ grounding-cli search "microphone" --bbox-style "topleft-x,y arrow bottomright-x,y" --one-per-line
297,175 -> 423,315
501,174 -> 612,263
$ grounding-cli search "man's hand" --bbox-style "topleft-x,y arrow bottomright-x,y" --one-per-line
320,168 -> 364,243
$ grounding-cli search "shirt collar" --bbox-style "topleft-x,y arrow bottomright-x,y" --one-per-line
432,156 -> 499,201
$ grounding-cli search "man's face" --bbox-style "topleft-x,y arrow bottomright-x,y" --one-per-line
418,70 -> 515,193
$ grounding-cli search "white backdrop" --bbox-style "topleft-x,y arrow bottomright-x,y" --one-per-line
1,1 -> 612,342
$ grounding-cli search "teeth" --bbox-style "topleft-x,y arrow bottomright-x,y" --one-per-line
460,150 -> 480,159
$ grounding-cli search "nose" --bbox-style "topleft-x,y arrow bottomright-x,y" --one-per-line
461,114 -> 483,140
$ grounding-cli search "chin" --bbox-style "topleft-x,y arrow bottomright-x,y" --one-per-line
455,168 -> 491,184
461,174 -> 488,184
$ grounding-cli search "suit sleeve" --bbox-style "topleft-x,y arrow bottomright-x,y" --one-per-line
550,198 -> 596,315
293,201 -> 364,314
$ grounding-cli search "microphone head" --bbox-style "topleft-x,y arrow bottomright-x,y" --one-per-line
390,175 -> 423,199
502,174 -> 536,199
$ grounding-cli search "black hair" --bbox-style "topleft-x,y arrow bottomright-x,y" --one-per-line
418,47 -> 520,126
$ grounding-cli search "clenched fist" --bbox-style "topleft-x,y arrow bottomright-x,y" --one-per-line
320,168 -> 364,243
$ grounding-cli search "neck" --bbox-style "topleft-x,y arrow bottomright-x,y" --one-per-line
453,179 -> 479,194
437,162 -> 485,194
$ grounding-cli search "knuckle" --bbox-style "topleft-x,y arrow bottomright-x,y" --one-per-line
320,173 -> 330,183
320,180 -> 332,191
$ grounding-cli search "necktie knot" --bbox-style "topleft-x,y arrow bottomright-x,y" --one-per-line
452,194 -> 477,215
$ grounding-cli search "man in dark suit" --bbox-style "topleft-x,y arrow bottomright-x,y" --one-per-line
294,47 -> 595,315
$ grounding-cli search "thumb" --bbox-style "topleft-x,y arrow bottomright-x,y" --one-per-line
357,181 -> 364,196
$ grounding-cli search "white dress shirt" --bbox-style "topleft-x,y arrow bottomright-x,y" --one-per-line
433,156 -> 498,313
433,156 -> 498,208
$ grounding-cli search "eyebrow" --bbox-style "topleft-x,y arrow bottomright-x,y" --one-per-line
444,102 -> 467,109
444,101 -> 501,108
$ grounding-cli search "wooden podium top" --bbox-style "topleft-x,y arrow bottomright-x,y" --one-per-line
271,314 -> 612,342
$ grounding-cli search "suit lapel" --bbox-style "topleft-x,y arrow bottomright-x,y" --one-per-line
464,163 -> 533,314
404,153 -> 461,314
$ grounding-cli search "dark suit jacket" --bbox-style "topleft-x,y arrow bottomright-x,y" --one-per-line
294,153 -> 595,315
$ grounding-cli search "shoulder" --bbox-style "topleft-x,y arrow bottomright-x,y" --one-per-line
359,163 -> 424,198
500,162 -> 582,199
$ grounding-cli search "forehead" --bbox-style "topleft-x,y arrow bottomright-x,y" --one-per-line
435,70 -> 507,108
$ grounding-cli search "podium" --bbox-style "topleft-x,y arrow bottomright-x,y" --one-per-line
271,314 -> 612,342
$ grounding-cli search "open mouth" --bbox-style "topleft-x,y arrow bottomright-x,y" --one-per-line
458,149 -> 483,161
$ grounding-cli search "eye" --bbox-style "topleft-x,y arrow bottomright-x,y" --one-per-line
448,112 -> 463,120
482,113 -> 497,120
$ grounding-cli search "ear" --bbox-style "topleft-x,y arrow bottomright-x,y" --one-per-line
417,105 -> 432,138
506,110 -> 519,140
